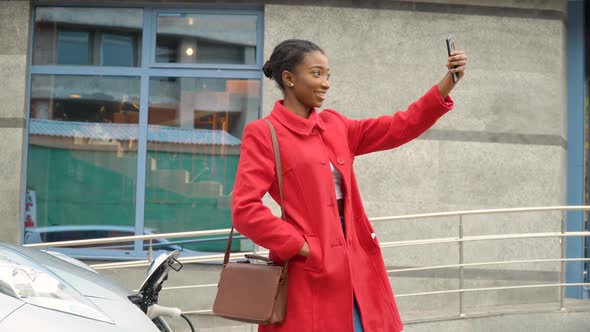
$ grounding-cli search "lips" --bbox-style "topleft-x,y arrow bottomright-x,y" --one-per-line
315,91 -> 327,100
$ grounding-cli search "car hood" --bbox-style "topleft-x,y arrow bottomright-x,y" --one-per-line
0,244 -> 133,301
0,295 -> 162,332
0,293 -> 24,321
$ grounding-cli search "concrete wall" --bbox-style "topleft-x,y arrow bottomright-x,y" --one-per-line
261,0 -> 569,315
38,0 -> 569,13
97,262 -> 590,332
0,1 -> 29,244
263,1 -> 567,215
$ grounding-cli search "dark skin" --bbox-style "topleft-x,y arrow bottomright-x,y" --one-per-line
282,50 -> 468,257
282,51 -> 332,119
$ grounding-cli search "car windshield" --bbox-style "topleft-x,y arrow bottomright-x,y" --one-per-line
0,245 -> 113,323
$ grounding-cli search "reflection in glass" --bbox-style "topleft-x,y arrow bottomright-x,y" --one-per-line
57,31 -> 89,65
145,77 -> 260,252
25,75 -> 140,250
156,13 -> 257,65
33,7 -> 143,66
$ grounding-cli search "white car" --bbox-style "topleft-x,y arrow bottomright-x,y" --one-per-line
0,243 -> 192,332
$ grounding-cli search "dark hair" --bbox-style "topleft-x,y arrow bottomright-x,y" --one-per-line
262,39 -> 324,93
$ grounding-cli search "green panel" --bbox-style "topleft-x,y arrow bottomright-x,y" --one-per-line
144,150 -> 239,251
27,145 -> 137,228
27,145 -> 240,252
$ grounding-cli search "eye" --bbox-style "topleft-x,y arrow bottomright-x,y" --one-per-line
311,71 -> 321,77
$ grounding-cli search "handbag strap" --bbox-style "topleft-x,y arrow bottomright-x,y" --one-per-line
223,119 -> 285,265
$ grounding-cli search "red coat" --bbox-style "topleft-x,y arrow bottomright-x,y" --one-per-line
232,85 -> 453,331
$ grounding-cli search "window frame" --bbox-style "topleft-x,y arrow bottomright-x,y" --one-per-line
23,2 -> 264,260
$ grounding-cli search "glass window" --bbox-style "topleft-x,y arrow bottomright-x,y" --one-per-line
27,6 -> 262,258
145,77 -> 259,251
155,13 -> 257,65
102,33 -> 138,67
26,75 -> 140,250
57,31 -> 90,65
33,7 -> 143,66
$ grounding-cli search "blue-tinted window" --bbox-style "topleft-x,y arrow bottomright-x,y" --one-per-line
102,33 -> 136,66
57,31 -> 89,65
155,13 -> 257,65
27,6 -> 261,258
33,7 -> 142,66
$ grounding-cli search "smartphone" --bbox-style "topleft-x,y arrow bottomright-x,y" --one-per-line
446,35 -> 458,83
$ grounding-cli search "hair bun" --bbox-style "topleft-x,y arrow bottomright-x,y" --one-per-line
262,61 -> 273,79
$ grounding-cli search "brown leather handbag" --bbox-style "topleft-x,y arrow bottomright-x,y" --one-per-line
212,119 -> 288,324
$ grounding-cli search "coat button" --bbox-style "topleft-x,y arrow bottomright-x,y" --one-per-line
337,157 -> 344,164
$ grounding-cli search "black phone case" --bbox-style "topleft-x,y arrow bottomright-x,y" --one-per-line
446,35 -> 458,83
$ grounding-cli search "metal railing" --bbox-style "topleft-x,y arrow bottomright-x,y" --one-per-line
24,205 -> 590,321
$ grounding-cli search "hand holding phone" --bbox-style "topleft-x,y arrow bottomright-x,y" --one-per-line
446,35 -> 458,83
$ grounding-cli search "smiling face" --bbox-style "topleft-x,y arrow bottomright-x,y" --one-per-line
283,51 -> 331,110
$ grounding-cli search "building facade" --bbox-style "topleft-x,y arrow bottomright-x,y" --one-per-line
0,0 -> 588,302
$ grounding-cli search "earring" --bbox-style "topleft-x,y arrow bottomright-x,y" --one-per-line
289,83 -> 294,87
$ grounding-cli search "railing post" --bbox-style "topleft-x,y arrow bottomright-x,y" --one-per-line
560,209 -> 566,311
148,238 -> 153,263
459,214 -> 465,317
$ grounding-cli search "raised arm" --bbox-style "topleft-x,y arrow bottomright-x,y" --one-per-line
345,85 -> 454,156
231,121 -> 305,261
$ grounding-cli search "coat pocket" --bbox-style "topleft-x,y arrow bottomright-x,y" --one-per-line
354,215 -> 380,255
302,234 -> 322,272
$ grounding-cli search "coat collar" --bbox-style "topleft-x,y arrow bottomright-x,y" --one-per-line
270,100 -> 326,136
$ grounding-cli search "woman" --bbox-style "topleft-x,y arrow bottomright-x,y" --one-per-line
232,39 -> 467,332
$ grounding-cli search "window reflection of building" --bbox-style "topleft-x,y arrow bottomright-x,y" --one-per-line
33,8 -> 143,66
146,77 -> 258,216
30,75 -> 140,124
149,78 -> 257,136
155,13 -> 257,65
26,7 -> 262,256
